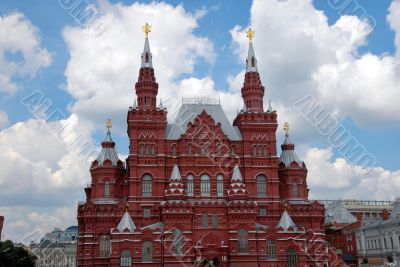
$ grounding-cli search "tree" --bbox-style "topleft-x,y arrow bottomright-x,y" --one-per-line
0,240 -> 36,267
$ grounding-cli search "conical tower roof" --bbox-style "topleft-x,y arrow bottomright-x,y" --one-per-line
279,122 -> 303,168
96,119 -> 120,166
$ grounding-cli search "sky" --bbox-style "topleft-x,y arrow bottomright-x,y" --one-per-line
0,0 -> 399,242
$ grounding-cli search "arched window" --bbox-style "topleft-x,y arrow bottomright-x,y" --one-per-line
187,175 -> 194,197
252,146 -> 257,156
140,144 -> 144,155
120,250 -> 131,267
142,174 -> 152,197
287,248 -> 297,267
263,146 -> 267,157
217,175 -> 224,197
292,183 -> 298,198
172,229 -> 183,255
267,239 -> 276,259
200,175 -> 210,197
151,145 -> 155,155
104,181 -> 110,197
142,241 -> 153,262
258,147 -> 262,156
172,144 -> 177,156
99,235 -> 111,257
187,144 -> 192,155
238,229 -> 248,253
256,175 -> 266,197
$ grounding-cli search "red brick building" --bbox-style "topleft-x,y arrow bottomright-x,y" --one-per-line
77,27 -> 336,266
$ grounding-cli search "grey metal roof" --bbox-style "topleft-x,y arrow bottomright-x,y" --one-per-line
279,134 -> 303,167
96,145 -> 119,166
96,130 -> 120,166
325,202 -> 357,225
246,42 -> 258,72
165,103 -> 242,140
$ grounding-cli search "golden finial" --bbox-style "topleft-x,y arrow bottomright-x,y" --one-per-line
283,122 -> 290,135
142,22 -> 152,38
246,28 -> 255,43
106,119 -> 112,130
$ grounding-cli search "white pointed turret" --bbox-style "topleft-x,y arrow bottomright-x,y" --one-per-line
141,23 -> 153,68
245,28 -> 258,73
158,99 -> 164,109
133,98 -> 138,109
277,210 -> 297,232
267,99 -> 273,113
117,210 -> 136,233
231,165 -> 243,182
227,165 -> 248,199
170,164 -> 182,181
165,164 -> 187,199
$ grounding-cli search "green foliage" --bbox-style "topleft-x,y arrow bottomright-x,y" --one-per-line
0,240 -> 36,267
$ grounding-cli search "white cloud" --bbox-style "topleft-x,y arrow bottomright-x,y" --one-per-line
230,0 -> 400,134
0,116 -> 95,240
0,110 -> 8,130
62,1 -> 219,133
304,147 -> 400,201
0,12 -> 52,93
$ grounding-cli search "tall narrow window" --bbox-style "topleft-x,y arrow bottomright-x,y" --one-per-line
151,145 -> 155,155
187,144 -> 192,155
257,175 -> 266,197
253,146 -> 257,156
217,175 -> 224,197
142,174 -> 152,197
258,147 -> 262,156
390,236 -> 394,248
172,144 -> 177,156
263,146 -> 267,156
104,181 -> 110,197
287,248 -> 297,267
200,175 -> 210,197
145,52 -> 149,63
267,240 -> 276,259
140,144 -> 144,155
292,183 -> 298,198
99,235 -> 111,257
142,241 -> 153,262
211,214 -> 218,229
201,214 -> 208,228
172,229 -> 183,255
120,250 -> 131,267
187,175 -> 194,197
238,229 -> 248,253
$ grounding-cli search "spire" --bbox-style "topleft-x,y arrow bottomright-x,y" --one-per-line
135,23 -> 159,110
245,28 -> 258,73
277,209 -> 297,232
241,28 -> 264,112
141,23 -> 153,68
95,119 -> 120,167
117,210 -> 136,233
279,122 -> 303,168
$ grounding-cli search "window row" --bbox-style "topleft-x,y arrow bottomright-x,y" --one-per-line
140,174 -> 268,197
119,230 -> 184,266
170,144 -> 238,156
